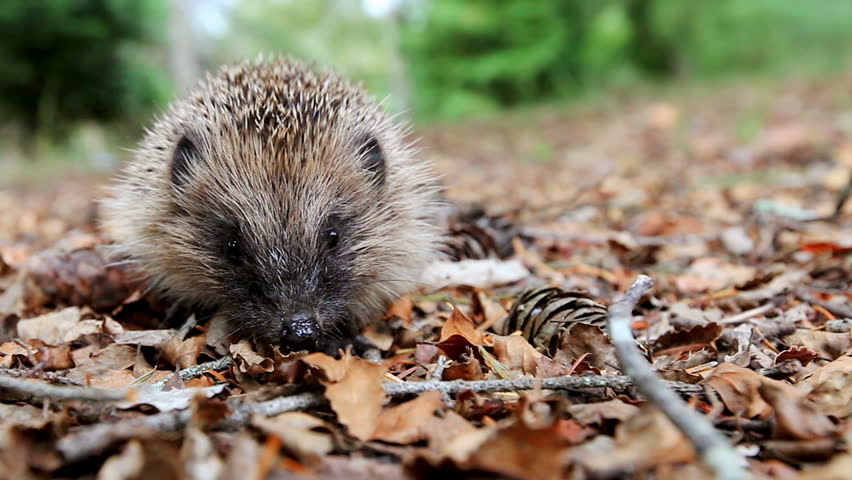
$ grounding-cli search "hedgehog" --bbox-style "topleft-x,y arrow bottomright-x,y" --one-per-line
101,57 -> 442,353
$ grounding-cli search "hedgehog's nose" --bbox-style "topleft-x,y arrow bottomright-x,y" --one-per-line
280,312 -> 320,352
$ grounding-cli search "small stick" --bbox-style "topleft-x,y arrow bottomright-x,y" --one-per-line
607,275 -> 748,480
153,355 -> 235,390
0,374 -> 127,402
795,289 -> 852,320
57,369 -> 705,461
719,302 -> 776,325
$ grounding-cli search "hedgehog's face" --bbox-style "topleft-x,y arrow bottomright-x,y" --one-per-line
165,126 -> 390,354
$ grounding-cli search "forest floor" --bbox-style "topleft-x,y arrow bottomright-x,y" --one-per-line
0,72 -> 850,479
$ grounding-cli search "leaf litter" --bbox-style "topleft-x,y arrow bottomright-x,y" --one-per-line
0,76 -> 850,479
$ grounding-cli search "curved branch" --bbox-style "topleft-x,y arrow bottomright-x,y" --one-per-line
607,275 -> 749,480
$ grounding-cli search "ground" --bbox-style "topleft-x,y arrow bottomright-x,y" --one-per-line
0,72 -> 850,479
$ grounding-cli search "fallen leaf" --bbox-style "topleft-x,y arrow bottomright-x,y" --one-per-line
437,307 -> 488,360
96,440 -> 144,480
252,412 -> 333,459
180,427 -> 223,480
68,344 -> 138,385
803,355 -> 852,417
552,323 -> 619,372
775,345 -> 820,366
703,363 -> 770,417
16,306 -> 81,344
568,399 -> 640,426
491,334 -> 540,375
784,330 -> 852,360
371,390 -> 445,443
758,379 -> 836,440
229,339 -> 273,375
575,407 -> 696,475
301,352 -> 386,440
444,420 -> 572,480
115,384 -> 226,412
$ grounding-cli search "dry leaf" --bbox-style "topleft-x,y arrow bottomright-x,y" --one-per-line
568,399 -> 640,425
16,306 -> 81,344
758,379 -> 836,440
229,339 -> 273,375
491,334 -> 540,375
703,363 -> 770,417
371,391 -> 445,444
784,330 -> 852,360
97,440 -> 144,480
437,307 -> 488,360
301,352 -> 386,440
252,412 -> 333,459
803,355 -> 852,418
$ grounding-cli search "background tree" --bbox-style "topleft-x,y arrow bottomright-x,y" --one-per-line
0,0 -> 169,140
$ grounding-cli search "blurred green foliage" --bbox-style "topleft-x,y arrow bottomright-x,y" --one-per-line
210,0 -> 402,108
3,0 -> 852,142
400,0 -> 852,120
0,0 -> 169,138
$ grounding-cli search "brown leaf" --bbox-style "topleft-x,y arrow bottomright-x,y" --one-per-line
552,323 -> 619,372
67,344 -> 138,386
703,363 -> 770,417
758,378 -> 837,440
97,439 -> 145,480
252,412 -> 333,459
654,322 -> 723,354
784,330 -> 852,360
803,355 -> 852,418
575,407 -> 696,475
28,339 -> 73,370
797,451 -> 852,480
442,354 -> 484,380
371,391 -> 445,444
302,352 -> 386,440
775,345 -> 820,366
16,306 -> 81,344
491,334 -> 540,375
163,334 -> 205,369
437,306 -> 488,360
446,420 -> 573,480
568,399 -> 640,426
229,339 -> 273,375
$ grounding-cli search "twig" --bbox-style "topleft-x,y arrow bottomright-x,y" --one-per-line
153,355 -> 235,390
607,275 -> 749,480
57,369 -> 704,462
719,302 -> 777,325
60,393 -> 326,462
795,289 -> 852,320
381,374 -> 703,396
0,374 -> 127,402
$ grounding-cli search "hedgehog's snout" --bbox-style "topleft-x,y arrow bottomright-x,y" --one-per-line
280,312 -> 320,352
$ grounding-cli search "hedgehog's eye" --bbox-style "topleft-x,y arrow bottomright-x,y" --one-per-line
222,232 -> 242,262
324,229 -> 340,250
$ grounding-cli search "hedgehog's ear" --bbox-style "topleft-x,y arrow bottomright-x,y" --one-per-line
358,135 -> 385,186
171,134 -> 202,188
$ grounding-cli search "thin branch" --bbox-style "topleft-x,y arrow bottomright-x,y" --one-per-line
607,275 -> 748,480
0,374 -> 127,402
795,289 -> 852,320
57,369 -> 704,462
719,302 -> 776,325
153,355 -> 235,390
